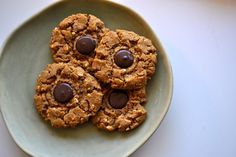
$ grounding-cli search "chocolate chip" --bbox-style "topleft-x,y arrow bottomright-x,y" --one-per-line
114,49 -> 134,68
53,83 -> 74,103
109,90 -> 129,109
75,35 -> 96,55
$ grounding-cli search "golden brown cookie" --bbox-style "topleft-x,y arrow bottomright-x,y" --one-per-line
92,87 -> 147,132
92,29 -> 157,89
50,13 -> 108,72
34,63 -> 103,128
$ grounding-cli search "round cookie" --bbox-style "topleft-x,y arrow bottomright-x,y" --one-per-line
50,13 -> 108,72
34,63 -> 103,128
92,87 -> 147,132
92,29 -> 157,89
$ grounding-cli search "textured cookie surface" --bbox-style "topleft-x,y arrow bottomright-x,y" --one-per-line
50,13 -> 108,72
92,29 -> 157,89
92,87 -> 147,132
34,63 -> 103,128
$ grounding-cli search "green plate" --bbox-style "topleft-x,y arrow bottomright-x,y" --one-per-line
0,0 -> 173,157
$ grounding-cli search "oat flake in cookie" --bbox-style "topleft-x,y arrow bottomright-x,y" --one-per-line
92,29 -> 157,89
92,87 -> 147,132
50,13 -> 108,72
34,63 -> 103,128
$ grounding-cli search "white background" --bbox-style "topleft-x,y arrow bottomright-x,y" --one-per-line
1,0 -> 236,157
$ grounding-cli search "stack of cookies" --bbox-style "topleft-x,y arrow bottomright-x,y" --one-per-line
34,13 -> 157,132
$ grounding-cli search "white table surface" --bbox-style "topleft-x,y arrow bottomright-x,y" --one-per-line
1,0 -> 236,157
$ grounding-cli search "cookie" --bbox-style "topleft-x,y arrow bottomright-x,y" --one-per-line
34,63 -> 103,128
92,29 -> 157,89
50,13 -> 108,72
92,87 -> 147,132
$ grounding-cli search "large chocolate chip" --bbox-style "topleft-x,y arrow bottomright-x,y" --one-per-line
114,49 -> 134,68
75,35 -> 96,55
53,83 -> 74,103
109,90 -> 129,109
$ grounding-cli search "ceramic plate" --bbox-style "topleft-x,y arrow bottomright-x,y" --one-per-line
0,0 -> 173,156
